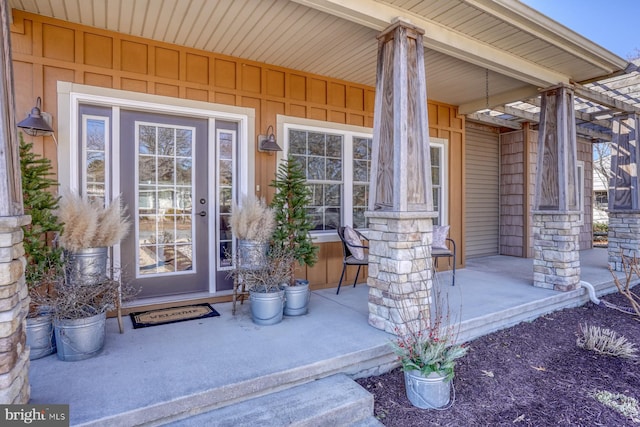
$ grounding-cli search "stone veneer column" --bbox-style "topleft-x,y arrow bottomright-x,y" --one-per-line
608,211 -> 640,270
532,85 -> 581,290
366,20 -> 436,332
607,114 -> 640,271
366,211 -> 436,334
0,215 -> 30,403
532,211 -> 581,291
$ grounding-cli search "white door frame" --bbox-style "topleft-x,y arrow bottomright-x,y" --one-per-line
57,82 -> 255,293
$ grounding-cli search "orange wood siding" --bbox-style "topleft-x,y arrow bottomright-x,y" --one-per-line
10,10 -> 465,288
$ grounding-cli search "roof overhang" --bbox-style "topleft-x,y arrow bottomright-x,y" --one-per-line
8,0 -> 629,110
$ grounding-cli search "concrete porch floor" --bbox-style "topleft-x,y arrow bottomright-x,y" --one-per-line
28,248 -> 630,426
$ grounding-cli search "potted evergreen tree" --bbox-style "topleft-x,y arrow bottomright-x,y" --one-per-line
270,155 -> 318,316
20,134 -> 64,359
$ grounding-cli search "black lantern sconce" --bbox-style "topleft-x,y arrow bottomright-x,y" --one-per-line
17,97 -> 54,136
257,125 -> 282,152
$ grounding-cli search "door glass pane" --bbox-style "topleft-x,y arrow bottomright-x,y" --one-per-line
136,122 -> 196,277
218,130 -> 235,269
83,116 -> 109,204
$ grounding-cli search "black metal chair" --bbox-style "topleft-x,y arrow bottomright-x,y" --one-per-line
432,237 -> 456,286
336,226 -> 369,294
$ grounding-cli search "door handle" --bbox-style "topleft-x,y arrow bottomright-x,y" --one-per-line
198,211 -> 206,217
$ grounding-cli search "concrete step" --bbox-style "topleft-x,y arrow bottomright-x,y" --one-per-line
166,374 -> 383,427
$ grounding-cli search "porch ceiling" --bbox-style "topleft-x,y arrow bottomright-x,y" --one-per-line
8,0 -> 628,111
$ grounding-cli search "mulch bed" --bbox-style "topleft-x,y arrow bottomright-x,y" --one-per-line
356,292 -> 640,426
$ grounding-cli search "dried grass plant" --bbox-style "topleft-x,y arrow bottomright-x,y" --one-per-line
576,323 -> 638,359
57,191 -> 130,251
389,253 -> 467,381
229,195 -> 275,242
608,254 -> 640,318
227,245 -> 295,293
31,265 -> 138,320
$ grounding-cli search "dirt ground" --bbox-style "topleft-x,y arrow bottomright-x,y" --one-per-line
356,292 -> 640,426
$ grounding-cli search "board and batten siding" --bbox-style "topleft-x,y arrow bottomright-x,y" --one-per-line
500,130 -> 529,257
10,10 -> 465,291
500,129 -> 593,259
465,123 -> 500,258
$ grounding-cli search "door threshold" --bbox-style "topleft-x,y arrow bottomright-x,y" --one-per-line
119,291 -> 233,316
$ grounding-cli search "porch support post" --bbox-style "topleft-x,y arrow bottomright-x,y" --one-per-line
0,0 -> 31,403
532,85 -> 581,291
366,19 -> 437,333
607,113 -> 640,270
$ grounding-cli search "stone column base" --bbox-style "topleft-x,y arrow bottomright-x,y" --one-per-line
0,215 -> 31,404
608,210 -> 640,271
532,211 -> 581,291
365,210 -> 437,334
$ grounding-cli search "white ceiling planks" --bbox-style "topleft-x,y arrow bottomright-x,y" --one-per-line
7,0 -> 629,110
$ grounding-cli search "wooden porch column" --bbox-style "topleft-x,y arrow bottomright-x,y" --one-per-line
532,85 -> 581,291
0,0 -> 31,403
607,113 -> 640,270
366,19 -> 437,334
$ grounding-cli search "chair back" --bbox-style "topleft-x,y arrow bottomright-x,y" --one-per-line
337,226 -> 354,259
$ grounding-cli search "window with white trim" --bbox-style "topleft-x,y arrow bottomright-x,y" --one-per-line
430,138 -> 448,226
285,124 -> 372,232
284,122 -> 449,233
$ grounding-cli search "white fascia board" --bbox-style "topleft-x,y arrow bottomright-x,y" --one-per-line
293,0 -> 569,87
466,0 -> 628,75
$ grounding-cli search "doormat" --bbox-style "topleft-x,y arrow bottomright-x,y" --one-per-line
129,303 -> 220,329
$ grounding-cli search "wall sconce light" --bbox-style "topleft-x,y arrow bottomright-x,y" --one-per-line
17,97 -> 54,136
257,125 -> 282,152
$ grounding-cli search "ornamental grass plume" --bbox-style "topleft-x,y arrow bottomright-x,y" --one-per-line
577,323 -> 638,359
57,190 -> 130,251
229,194 -> 275,242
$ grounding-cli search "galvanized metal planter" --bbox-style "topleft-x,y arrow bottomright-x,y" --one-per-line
54,311 -> 106,361
64,247 -> 108,286
26,313 -> 56,360
237,240 -> 269,270
283,279 -> 310,316
404,370 -> 452,409
249,289 -> 285,325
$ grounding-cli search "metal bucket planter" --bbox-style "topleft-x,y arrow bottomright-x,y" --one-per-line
404,370 -> 452,409
54,311 -> 106,361
238,240 -> 269,270
64,247 -> 108,286
249,289 -> 285,325
26,312 -> 56,360
283,279 -> 310,316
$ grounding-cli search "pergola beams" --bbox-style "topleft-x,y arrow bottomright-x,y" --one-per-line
465,82 -> 639,142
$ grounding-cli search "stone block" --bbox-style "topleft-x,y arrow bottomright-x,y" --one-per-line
367,263 -> 378,278
0,247 -> 16,264
0,260 -> 25,287
533,278 -> 554,289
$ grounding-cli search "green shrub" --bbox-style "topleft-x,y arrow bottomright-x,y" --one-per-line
593,222 -> 608,233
